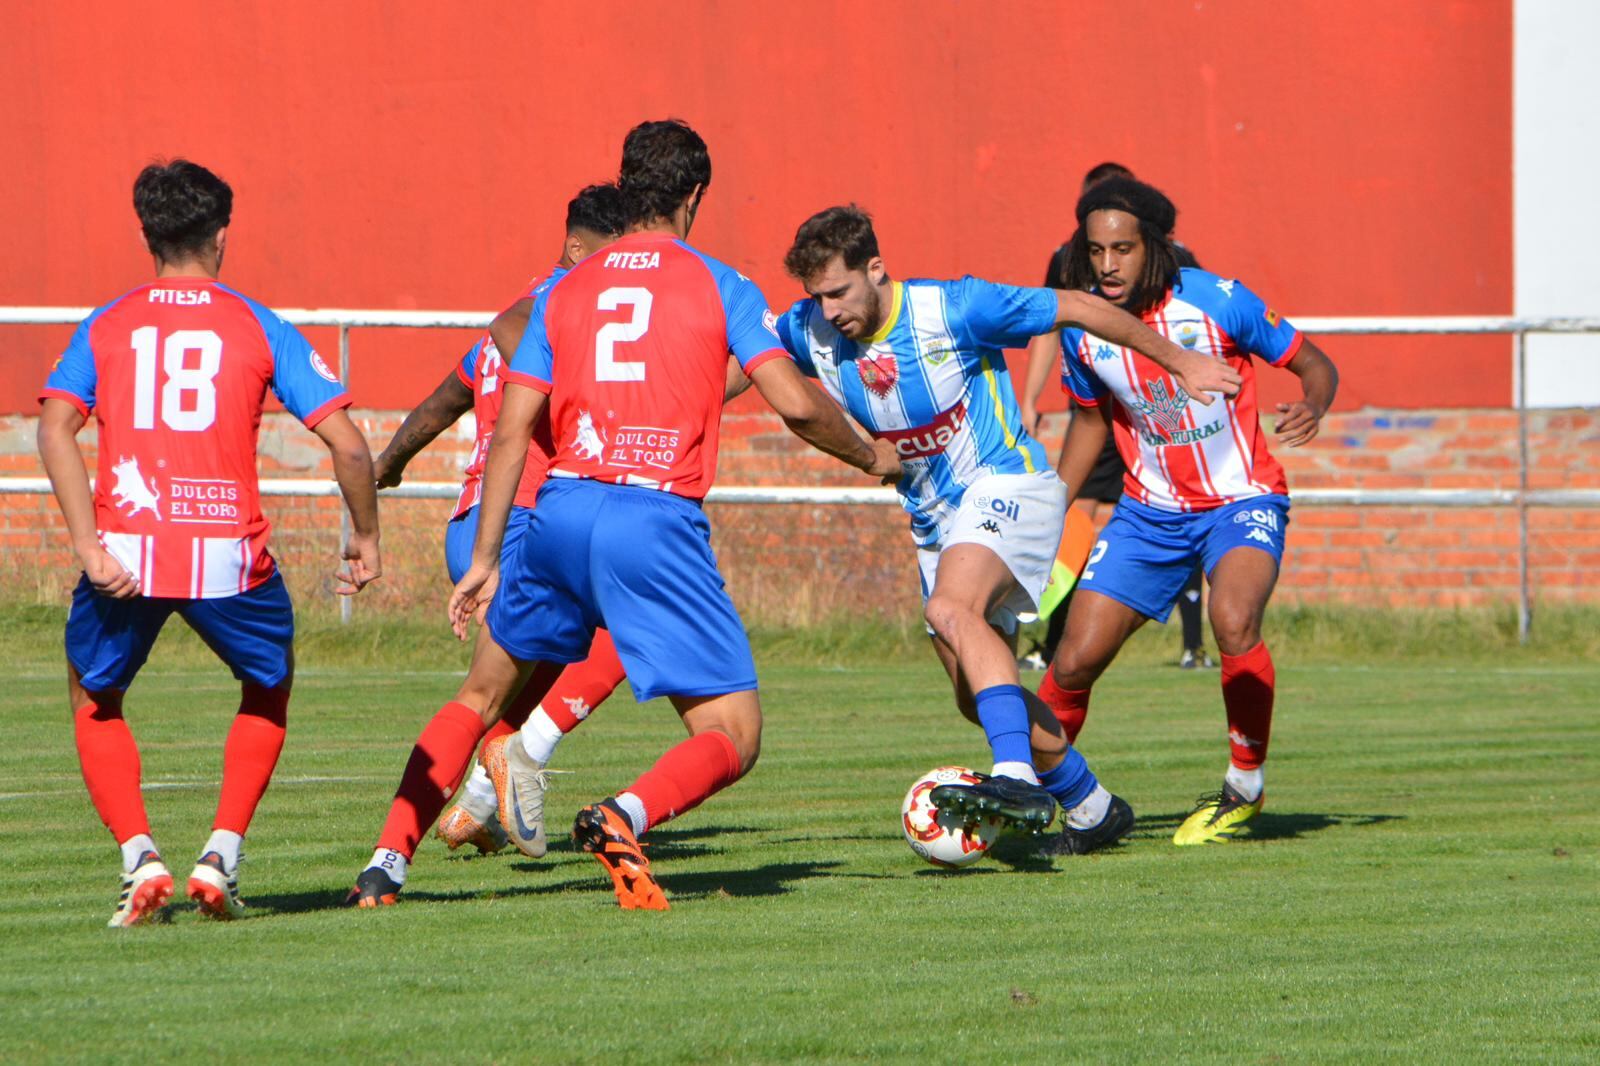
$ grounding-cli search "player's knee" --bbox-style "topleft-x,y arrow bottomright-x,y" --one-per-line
1049,647 -> 1105,691
923,595 -> 978,644
1208,603 -> 1262,654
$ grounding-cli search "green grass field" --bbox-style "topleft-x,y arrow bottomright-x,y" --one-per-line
1,612 -> 1596,1063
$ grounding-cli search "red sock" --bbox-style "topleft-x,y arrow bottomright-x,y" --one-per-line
624,730 -> 743,833
1221,642 -> 1275,770
73,695 -> 150,844
1037,671 -> 1092,746
213,685 -> 289,835
377,701 -> 486,857
541,629 -> 626,732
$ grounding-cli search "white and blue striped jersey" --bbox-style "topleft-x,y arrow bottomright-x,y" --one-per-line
776,277 -> 1057,546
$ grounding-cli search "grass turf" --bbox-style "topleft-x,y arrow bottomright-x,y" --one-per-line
0,618 -> 1596,1063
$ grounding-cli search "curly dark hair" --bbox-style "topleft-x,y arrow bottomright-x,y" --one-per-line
133,159 -> 233,262
783,204 -> 880,281
565,182 -> 626,238
618,119 -> 710,227
1061,176 -> 1183,314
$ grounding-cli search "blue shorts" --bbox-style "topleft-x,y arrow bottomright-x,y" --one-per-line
65,570 -> 295,692
1079,494 -> 1291,622
485,478 -> 756,703
445,504 -> 536,584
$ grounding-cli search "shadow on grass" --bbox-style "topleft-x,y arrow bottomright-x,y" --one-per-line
1132,810 -> 1404,841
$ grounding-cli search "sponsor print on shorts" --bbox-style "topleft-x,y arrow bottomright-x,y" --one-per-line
970,495 -> 1021,523
1233,506 -> 1280,547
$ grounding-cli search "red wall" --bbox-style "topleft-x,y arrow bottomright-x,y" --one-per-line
0,1 -> 1511,415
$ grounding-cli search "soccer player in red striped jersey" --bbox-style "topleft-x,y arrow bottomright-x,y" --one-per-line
348,119 -> 897,910
1035,177 -> 1339,845
368,184 -> 631,859
38,160 -> 381,926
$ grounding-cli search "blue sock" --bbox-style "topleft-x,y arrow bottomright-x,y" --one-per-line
1039,748 -> 1097,810
973,685 -> 1033,767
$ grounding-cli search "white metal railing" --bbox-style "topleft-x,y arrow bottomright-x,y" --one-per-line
5,307 -> 1599,640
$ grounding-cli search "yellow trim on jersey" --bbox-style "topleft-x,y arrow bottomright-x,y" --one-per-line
980,355 -> 1036,473
863,281 -> 904,346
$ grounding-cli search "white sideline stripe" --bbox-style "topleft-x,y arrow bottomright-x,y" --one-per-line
0,774 -> 389,802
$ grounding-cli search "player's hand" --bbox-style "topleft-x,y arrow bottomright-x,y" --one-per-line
867,438 -> 902,485
83,546 -> 139,599
335,532 -> 382,595
1020,403 -> 1041,437
448,561 -> 499,641
1170,350 -> 1241,406
1274,400 -> 1323,447
373,452 -> 403,489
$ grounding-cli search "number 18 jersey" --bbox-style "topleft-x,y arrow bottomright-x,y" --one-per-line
504,232 -> 787,500
41,278 -> 350,599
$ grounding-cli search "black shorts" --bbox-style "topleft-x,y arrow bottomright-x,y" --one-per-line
1077,432 -> 1126,504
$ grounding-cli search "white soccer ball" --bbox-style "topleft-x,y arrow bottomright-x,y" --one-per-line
901,766 -> 1005,868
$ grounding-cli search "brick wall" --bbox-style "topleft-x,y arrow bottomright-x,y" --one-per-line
2,405 -> 1595,622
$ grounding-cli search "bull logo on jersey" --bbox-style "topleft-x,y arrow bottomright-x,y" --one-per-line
111,456 -> 161,520
1129,379 -> 1192,439
309,349 -> 341,384
857,351 -> 898,398
573,410 -> 608,462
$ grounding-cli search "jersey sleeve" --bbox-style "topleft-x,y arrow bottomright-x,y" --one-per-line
504,287 -> 554,394
458,339 -> 483,389
774,302 -> 818,378
1215,279 -> 1303,367
40,314 -> 101,415
263,316 -> 351,428
715,269 -> 789,374
953,276 -> 1060,350
1058,328 -> 1108,406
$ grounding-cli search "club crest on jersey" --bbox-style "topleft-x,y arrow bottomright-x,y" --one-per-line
1175,323 -> 1201,349
111,456 -> 161,520
857,351 -> 898,397
309,350 -> 341,384
573,410 -> 608,462
924,344 -> 957,367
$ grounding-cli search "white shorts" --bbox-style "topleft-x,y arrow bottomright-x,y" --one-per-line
917,470 -> 1069,634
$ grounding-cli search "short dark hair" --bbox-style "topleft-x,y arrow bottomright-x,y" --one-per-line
133,159 -> 232,261
618,119 -> 710,226
1062,176 -> 1183,314
565,182 -> 626,237
783,204 -> 880,280
1082,161 -> 1134,191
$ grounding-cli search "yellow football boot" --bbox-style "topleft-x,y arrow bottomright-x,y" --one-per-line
1173,781 -> 1263,845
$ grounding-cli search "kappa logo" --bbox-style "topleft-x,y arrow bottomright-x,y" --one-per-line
977,519 -> 1002,536
309,350 -> 341,384
564,696 -> 593,722
1092,343 -> 1119,363
1246,527 -> 1274,546
1216,278 -> 1236,297
1129,378 -> 1193,438
573,410 -> 608,462
110,456 -> 161,520
1228,728 -> 1261,750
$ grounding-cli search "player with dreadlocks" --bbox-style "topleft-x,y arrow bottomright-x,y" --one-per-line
1033,176 -> 1339,846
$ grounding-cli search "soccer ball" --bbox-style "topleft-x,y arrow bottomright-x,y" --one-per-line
901,766 -> 1005,868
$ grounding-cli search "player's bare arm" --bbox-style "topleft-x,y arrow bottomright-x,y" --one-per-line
1019,332 -> 1060,435
374,369 -> 473,487
36,397 -> 138,599
487,298 -> 534,361
1054,401 -> 1114,507
313,409 -> 382,595
749,357 -> 900,481
1274,338 -> 1339,447
1053,290 -> 1242,405
723,355 -> 755,402
449,380 -> 545,638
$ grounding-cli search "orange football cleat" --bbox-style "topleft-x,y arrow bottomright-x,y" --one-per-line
572,800 -> 669,911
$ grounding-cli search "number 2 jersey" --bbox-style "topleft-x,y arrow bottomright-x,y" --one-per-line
451,268 -> 565,518
40,278 -> 350,599
504,232 -> 787,499
776,277 -> 1058,547
1060,267 -> 1301,513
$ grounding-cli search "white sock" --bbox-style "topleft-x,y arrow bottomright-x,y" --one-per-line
366,848 -> 408,886
119,834 -> 158,873
518,709 -> 566,765
1225,764 -> 1264,803
991,760 -> 1041,786
462,763 -> 498,815
615,792 -> 649,838
202,829 -> 243,873
1066,784 -> 1112,830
